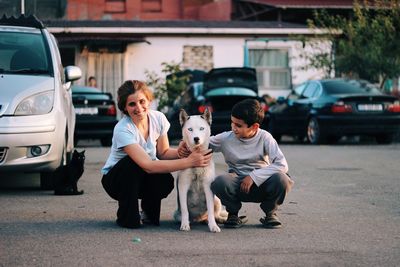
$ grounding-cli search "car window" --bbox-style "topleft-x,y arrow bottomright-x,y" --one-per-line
302,82 -> 318,98
347,80 -> 381,94
294,83 -> 307,96
72,87 -> 110,100
288,83 -> 307,100
313,84 -> 322,97
0,31 -> 50,74
205,87 -> 257,97
322,80 -> 381,95
192,83 -> 203,98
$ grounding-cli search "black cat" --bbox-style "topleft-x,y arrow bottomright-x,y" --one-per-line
54,150 -> 85,195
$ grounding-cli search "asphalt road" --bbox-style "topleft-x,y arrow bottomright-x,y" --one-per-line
0,140 -> 399,266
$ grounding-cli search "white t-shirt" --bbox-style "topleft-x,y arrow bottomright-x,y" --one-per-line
101,110 -> 170,174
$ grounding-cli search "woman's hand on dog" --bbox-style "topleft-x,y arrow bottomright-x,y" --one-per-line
177,141 -> 191,158
187,148 -> 213,167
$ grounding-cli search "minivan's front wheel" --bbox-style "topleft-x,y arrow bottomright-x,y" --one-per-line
40,135 -> 70,190
40,172 -> 54,190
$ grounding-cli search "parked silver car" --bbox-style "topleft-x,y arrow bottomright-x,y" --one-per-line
0,15 -> 81,188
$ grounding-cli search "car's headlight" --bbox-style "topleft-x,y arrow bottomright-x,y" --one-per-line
15,91 -> 54,115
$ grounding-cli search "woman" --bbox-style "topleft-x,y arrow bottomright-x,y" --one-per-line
101,80 -> 212,229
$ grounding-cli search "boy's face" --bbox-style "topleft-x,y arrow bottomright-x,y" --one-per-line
231,116 -> 258,139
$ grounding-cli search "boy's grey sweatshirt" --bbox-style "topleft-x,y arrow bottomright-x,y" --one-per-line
209,129 -> 289,186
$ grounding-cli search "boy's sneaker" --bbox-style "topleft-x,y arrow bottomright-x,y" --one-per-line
224,214 -> 248,228
260,212 -> 282,229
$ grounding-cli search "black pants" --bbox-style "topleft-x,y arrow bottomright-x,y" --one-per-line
102,156 -> 174,228
211,172 -> 292,215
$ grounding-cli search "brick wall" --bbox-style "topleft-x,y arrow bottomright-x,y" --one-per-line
182,45 -> 213,71
67,0 -> 184,20
66,0 -> 228,20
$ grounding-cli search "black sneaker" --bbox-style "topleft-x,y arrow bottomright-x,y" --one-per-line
224,214 -> 248,228
260,213 -> 282,229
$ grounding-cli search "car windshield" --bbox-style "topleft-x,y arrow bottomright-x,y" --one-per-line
0,30 -> 50,75
347,79 -> 381,94
205,87 -> 257,97
72,86 -> 111,100
322,80 -> 380,95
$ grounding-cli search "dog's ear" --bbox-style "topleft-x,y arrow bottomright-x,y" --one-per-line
179,109 -> 189,127
201,108 -> 212,126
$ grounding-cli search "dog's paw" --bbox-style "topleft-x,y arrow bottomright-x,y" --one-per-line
180,223 -> 191,231
208,223 -> 221,233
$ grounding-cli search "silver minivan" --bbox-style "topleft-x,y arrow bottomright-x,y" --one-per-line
0,15 -> 81,188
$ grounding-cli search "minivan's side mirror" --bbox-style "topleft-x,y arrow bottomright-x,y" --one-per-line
65,66 -> 82,82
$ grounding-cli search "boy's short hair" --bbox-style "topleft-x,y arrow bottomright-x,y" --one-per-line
231,99 -> 264,126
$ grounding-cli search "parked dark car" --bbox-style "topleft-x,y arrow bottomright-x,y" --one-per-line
266,79 -> 400,144
72,85 -> 118,146
167,67 -> 267,139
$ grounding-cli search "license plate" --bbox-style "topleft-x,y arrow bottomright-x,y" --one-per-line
75,107 -> 98,115
357,104 -> 383,111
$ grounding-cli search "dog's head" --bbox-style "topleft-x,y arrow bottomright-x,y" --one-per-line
179,108 -> 212,151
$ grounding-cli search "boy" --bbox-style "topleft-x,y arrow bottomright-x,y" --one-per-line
209,99 -> 293,229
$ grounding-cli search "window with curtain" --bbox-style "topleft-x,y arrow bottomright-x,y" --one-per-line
249,49 -> 291,90
76,50 -> 124,117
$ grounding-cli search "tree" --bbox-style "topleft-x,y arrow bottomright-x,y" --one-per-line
305,0 -> 400,88
145,61 -> 191,112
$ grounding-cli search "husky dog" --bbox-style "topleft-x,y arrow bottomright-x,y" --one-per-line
174,109 -> 227,233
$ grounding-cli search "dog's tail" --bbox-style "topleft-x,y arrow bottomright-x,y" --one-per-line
216,209 -> 228,224
219,209 -> 228,218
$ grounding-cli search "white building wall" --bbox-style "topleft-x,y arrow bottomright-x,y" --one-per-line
124,36 -> 330,98
290,40 -> 332,86
125,36 -> 245,81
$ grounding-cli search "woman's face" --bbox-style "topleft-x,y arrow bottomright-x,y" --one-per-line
124,90 -> 150,121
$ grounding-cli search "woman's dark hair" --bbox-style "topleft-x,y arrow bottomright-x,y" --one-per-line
117,80 -> 154,115
231,99 -> 264,126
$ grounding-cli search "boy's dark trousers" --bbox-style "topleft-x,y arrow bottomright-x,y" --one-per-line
102,156 -> 174,228
210,172 -> 292,215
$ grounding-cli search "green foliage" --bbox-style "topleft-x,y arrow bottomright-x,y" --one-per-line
305,0 -> 400,88
145,61 -> 190,111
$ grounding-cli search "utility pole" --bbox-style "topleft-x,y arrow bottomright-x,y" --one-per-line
21,0 -> 25,14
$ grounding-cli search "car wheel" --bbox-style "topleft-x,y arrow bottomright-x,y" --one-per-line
296,135 -> 306,143
375,134 -> 393,144
307,117 -> 325,144
327,135 -> 341,144
101,137 -> 112,147
40,172 -> 54,190
267,118 -> 281,142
